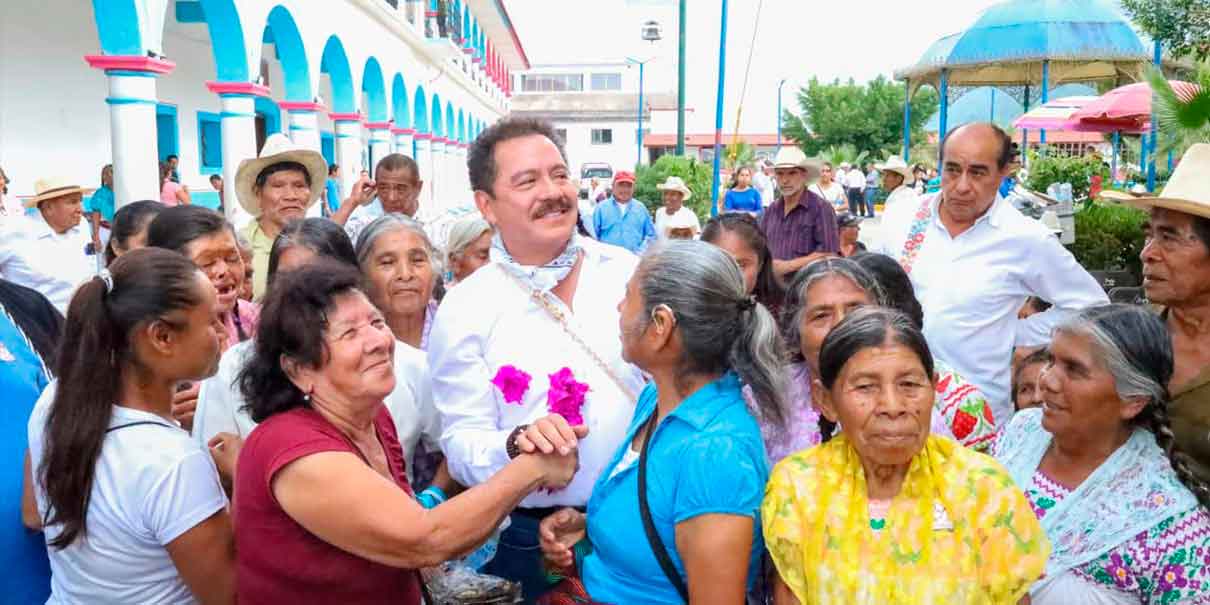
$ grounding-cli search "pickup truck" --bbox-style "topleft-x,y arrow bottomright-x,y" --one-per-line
579,163 -> 613,200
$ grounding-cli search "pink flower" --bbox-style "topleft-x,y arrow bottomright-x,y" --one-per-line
491,365 -> 532,405
547,367 -> 590,425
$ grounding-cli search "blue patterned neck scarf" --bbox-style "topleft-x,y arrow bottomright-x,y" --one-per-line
490,232 -> 583,293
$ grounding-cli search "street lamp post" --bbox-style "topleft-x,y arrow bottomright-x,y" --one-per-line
630,21 -> 662,170
709,0 -> 729,216
776,79 -> 787,151
676,0 -> 687,155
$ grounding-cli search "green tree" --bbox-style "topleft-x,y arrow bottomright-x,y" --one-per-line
1145,63 -> 1210,158
724,141 -> 756,172
780,76 -> 938,160
634,155 -> 714,222
1122,0 -> 1210,61
817,144 -> 869,169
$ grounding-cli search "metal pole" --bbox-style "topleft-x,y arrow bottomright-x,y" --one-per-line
989,87 -> 996,121
1022,85 -> 1030,167
1040,60 -> 1049,146
937,69 -> 949,166
637,61 -> 645,169
902,79 -> 911,161
710,0 -> 729,217
777,79 -> 787,152
1148,39 -> 1160,191
676,0 -> 687,156
1112,131 -> 1120,183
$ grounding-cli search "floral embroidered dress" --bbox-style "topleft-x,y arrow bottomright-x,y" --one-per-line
747,359 -> 997,465
995,408 -> 1210,604
762,434 -> 1048,604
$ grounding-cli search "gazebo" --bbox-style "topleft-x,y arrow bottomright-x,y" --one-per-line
895,0 -> 1154,163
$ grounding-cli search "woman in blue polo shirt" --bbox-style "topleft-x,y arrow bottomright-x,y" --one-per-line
723,165 -> 763,215
526,240 -> 784,604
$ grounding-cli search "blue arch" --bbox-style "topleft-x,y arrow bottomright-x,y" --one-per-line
255,96 -> 282,135
462,4 -> 471,47
413,86 -> 429,133
92,0 -> 143,55
445,103 -> 456,142
321,35 -> 355,113
197,0 -> 248,81
430,93 -> 444,137
391,73 -> 410,128
264,6 -> 311,102
457,109 -> 465,143
361,57 -> 388,122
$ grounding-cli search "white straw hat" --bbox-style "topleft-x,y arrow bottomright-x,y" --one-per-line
874,156 -> 915,186
772,147 -> 823,180
656,176 -> 693,201
1101,143 -> 1210,220
234,133 -> 328,217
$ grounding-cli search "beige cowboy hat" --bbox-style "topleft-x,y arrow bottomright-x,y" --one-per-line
26,176 -> 85,208
234,133 -> 327,217
875,156 -> 915,186
656,176 -> 693,201
771,146 -> 823,180
1101,143 -> 1210,220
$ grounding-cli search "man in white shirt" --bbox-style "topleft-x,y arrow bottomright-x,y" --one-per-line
429,117 -> 645,600
874,123 -> 1107,422
653,176 -> 701,239
331,153 -> 424,245
752,160 -> 776,208
874,155 -> 919,212
845,163 -> 868,217
0,177 -> 99,314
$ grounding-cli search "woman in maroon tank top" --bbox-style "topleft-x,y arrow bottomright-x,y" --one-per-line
233,260 -> 579,604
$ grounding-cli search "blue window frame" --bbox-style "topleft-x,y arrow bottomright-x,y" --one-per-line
197,111 -> 223,174
156,103 -> 179,162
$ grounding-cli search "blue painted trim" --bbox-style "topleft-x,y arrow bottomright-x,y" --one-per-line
413,86 -> 429,133
175,1 -> 205,23
289,124 -> 313,131
220,111 -> 256,119
321,35 -> 355,113
92,0 -> 143,56
218,92 -> 257,99
266,6 -> 311,103
335,133 -> 358,139
105,97 -> 157,105
199,0 -> 249,82
105,69 -> 157,78
197,110 -> 223,173
362,58 -> 388,122
321,132 -> 335,165
156,103 -> 180,161
255,96 -> 281,135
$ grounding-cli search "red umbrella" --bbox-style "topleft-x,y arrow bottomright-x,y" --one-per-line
1065,81 -> 1199,133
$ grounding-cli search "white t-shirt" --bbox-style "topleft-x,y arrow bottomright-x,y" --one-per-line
809,181 -> 847,210
28,385 -> 228,604
654,206 -> 701,238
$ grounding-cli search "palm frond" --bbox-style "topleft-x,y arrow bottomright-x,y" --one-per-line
1145,63 -> 1210,157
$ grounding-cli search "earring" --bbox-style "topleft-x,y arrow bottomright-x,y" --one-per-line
303,387 -> 312,403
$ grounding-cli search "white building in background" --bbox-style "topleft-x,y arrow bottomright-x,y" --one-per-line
509,62 -> 675,179
0,0 -> 529,227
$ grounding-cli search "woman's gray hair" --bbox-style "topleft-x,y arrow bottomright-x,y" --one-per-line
354,213 -> 442,278
445,215 -> 492,266
782,258 -> 886,361
637,240 -> 787,429
1054,304 -> 1170,418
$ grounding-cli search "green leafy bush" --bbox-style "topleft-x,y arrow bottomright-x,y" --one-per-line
634,155 -> 715,221
1025,152 -> 1110,202
1069,202 -> 1147,276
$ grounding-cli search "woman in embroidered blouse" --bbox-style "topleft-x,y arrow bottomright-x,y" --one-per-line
355,214 -> 439,351
994,304 -> 1210,604
533,240 -> 783,604
763,307 -> 1048,604
767,258 -> 998,465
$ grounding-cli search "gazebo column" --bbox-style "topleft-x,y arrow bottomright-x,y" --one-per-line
937,69 -> 949,166
1021,86 -> 1031,166
1111,132 -> 1120,183
1040,60 -> 1050,146
902,79 -> 911,161
1147,39 -> 1161,191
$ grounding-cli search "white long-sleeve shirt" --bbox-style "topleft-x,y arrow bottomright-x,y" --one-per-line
874,192 -> 1108,422
428,238 -> 645,508
0,214 -> 98,314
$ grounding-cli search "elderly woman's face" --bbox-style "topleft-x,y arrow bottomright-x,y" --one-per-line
365,229 -> 436,323
1039,331 -> 1144,439
305,290 -> 396,404
818,340 -> 934,467
257,169 -> 311,228
798,275 -> 874,375
1014,360 -> 1047,412
452,230 -> 492,283
183,230 -> 244,317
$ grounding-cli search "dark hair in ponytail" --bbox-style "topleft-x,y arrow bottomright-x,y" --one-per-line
1057,304 -> 1210,509
636,240 -> 787,429
39,248 -> 204,548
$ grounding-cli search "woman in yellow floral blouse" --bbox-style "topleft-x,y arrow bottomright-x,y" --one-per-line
762,307 -> 1049,604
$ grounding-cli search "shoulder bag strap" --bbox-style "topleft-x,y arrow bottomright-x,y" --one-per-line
105,420 -> 175,433
500,266 -> 639,402
639,413 -> 690,602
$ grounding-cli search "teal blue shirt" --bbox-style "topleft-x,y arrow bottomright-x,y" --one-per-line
593,197 -> 657,254
85,186 -> 115,223
580,374 -> 768,604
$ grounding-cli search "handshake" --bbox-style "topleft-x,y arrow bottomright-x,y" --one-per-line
508,414 -> 587,490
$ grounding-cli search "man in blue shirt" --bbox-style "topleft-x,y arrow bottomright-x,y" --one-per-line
324,163 -> 342,216
592,171 -> 656,253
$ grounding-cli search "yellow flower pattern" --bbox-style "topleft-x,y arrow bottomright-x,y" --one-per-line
761,435 -> 1050,604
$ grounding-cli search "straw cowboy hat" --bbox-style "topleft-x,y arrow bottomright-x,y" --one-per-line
772,146 -> 823,180
26,176 -> 85,208
235,133 -> 327,217
875,156 -> 915,186
1102,143 -> 1210,220
656,176 -> 693,201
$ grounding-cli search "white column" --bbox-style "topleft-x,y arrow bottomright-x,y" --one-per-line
212,91 -> 258,228
452,143 -> 469,208
393,129 -> 415,158
368,124 -> 392,174
430,137 -> 446,215
101,72 -> 164,207
287,109 -> 322,153
413,135 -> 434,221
334,118 -> 364,198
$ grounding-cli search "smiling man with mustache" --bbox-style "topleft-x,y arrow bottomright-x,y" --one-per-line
428,117 -> 647,601
873,123 -> 1106,423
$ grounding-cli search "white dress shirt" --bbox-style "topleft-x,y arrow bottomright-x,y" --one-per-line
0,214 -> 98,314
654,206 -> 701,239
873,192 -> 1108,421
845,169 -> 867,189
882,184 -> 919,212
428,238 -> 645,508
193,338 -> 440,484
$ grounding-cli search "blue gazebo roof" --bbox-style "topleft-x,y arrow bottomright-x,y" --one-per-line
895,0 -> 1151,87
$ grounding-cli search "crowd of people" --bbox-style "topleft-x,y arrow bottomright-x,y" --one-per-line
2,114 -> 1210,605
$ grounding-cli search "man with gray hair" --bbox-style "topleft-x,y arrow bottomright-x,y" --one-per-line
331,153 -> 426,243
873,122 -> 1107,422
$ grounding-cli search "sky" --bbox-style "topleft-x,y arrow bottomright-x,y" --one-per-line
505,0 -> 1009,135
